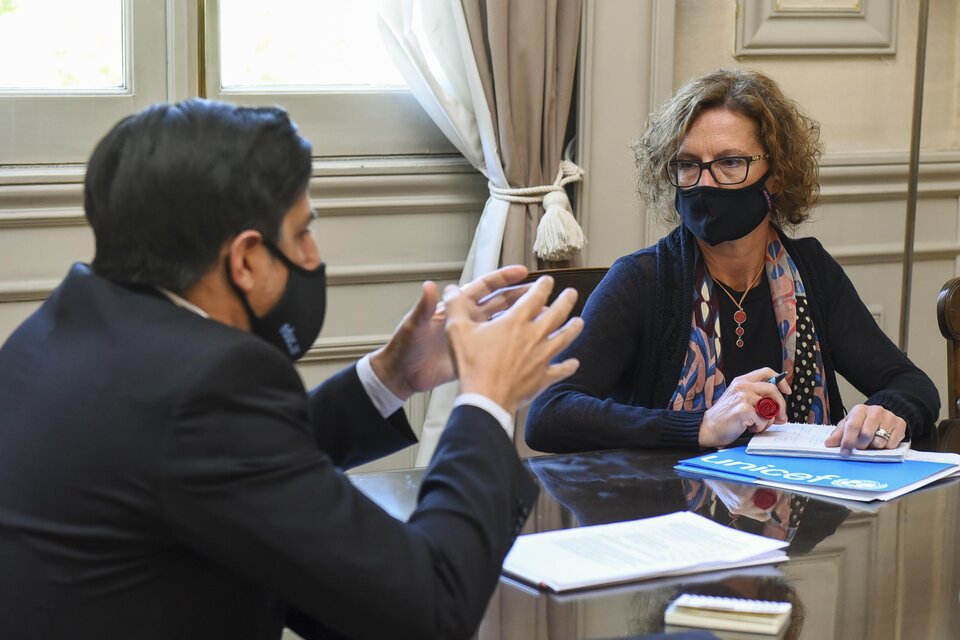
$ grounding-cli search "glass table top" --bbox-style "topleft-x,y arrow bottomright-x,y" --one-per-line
351,448 -> 960,639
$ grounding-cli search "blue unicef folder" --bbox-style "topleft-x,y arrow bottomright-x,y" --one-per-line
675,446 -> 955,499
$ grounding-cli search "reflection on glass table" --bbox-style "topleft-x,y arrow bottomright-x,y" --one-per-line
351,448 -> 960,640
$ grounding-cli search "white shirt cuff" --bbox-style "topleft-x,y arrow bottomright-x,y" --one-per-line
454,393 -> 515,440
356,354 -> 405,419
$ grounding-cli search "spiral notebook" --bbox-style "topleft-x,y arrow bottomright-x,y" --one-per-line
664,594 -> 791,635
746,423 -> 909,462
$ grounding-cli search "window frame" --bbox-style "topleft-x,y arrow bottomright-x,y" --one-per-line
0,0 -> 172,166
201,0 -> 454,158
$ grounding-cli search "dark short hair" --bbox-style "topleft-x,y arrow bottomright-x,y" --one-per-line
84,99 -> 313,292
633,68 -> 822,229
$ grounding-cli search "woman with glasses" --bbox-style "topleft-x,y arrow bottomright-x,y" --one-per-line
526,68 -> 938,454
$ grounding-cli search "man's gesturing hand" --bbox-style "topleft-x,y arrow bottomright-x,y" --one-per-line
443,275 -> 583,415
370,265 -> 531,400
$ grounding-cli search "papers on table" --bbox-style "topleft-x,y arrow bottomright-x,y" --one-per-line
747,422 -> 909,462
676,446 -> 960,502
502,511 -> 788,593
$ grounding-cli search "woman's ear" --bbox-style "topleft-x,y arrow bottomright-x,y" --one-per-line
765,173 -> 782,197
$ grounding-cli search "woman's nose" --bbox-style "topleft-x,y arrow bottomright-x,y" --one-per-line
698,166 -> 720,188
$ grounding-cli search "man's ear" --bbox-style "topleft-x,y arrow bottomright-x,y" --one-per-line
225,230 -> 266,294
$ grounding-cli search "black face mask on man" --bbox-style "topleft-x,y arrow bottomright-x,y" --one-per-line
675,171 -> 773,246
228,240 -> 326,361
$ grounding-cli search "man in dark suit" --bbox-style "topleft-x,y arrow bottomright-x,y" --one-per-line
0,99 -> 583,639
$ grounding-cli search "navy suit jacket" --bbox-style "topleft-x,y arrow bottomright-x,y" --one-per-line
0,264 -> 538,640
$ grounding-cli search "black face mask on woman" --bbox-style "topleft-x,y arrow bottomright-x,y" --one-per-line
228,241 -> 327,361
675,171 -> 773,246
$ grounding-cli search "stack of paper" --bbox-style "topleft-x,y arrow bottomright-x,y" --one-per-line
664,594 -> 791,636
502,511 -> 788,592
747,423 -> 909,462
676,446 -> 960,502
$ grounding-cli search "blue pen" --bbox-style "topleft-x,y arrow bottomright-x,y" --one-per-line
766,372 -> 787,385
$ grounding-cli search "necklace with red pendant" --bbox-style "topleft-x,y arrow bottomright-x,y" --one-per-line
711,265 -> 765,348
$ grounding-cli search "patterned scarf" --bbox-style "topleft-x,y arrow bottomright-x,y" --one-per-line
669,227 -> 830,424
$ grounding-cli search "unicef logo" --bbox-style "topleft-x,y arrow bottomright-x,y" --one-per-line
831,478 -> 888,490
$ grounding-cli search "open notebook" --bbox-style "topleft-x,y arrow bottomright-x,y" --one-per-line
747,423 -> 909,462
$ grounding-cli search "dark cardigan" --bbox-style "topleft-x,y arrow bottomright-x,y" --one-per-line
526,226 -> 940,453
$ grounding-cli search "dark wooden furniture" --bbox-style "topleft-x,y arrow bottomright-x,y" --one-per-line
522,267 -> 609,318
937,277 -> 960,419
935,278 -> 960,453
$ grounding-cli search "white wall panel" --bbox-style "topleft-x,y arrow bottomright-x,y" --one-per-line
0,226 -> 93,284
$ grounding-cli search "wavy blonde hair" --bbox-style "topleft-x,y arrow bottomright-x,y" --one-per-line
633,68 -> 822,229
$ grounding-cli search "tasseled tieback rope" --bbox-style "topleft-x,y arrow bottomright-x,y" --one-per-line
488,160 -> 587,261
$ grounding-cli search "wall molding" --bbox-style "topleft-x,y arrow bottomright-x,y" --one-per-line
0,165 -> 86,186
0,279 -> 60,303
300,334 -> 392,364
3,151 -> 955,243
309,173 -> 485,217
819,152 -> 960,201
579,0 -> 673,265
326,261 -> 464,285
0,183 -> 86,228
0,155 -> 476,185
829,241 -> 960,266
0,261 -> 466,303
0,210 -> 88,229
13,239 -> 957,300
0,156 -> 485,230
648,0 -> 676,112
14,149 -> 952,230
736,0 -> 898,56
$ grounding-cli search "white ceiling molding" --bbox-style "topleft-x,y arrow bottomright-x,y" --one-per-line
736,0 -> 897,56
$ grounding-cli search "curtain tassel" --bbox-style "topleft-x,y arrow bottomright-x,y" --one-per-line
533,189 -> 586,261
489,159 -> 587,262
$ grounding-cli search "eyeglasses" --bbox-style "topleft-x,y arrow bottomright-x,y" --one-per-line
667,154 -> 769,188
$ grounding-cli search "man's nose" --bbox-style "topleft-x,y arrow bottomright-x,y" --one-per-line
304,239 -> 322,270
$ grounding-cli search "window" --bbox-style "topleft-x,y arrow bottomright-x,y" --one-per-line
0,0 -> 452,165
218,0 -> 404,89
0,0 -> 170,165
0,0 -> 125,92
204,0 -> 452,157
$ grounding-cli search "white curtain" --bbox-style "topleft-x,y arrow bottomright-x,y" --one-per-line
379,0 -> 512,464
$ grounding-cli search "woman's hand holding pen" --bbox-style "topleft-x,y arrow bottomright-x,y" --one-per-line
698,367 -> 792,448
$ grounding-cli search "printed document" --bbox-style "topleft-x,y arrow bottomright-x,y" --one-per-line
502,511 -> 788,592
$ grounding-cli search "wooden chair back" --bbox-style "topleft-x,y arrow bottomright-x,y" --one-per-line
937,277 -> 960,419
521,267 -> 609,319
516,267 -> 608,458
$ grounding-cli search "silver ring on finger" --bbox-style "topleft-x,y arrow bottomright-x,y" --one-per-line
874,428 -> 891,441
